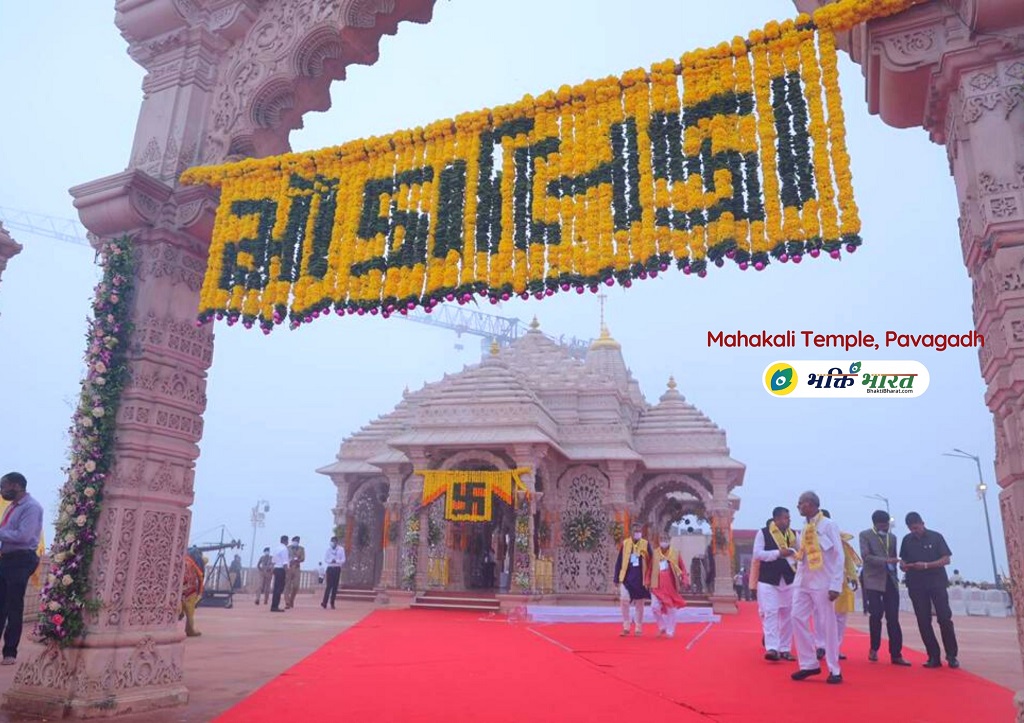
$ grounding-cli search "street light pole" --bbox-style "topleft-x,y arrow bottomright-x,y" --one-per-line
249,499 -> 270,569
863,493 -> 893,529
944,449 -> 1001,589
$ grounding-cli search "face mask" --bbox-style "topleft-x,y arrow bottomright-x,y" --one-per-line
0,490 -> 16,501
660,543 -> 670,549
632,532 -> 642,540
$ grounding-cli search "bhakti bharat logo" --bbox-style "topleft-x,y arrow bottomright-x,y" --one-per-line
764,363 -> 797,396
761,361 -> 930,398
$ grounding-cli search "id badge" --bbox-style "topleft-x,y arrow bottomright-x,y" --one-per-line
630,553 -> 640,567
659,560 -> 669,571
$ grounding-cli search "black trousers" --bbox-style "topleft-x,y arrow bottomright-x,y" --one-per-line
908,585 -> 958,660
322,566 -> 341,607
270,568 -> 287,610
0,550 -> 40,659
866,575 -> 903,658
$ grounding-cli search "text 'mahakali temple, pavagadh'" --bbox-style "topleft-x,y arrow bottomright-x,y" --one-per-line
317,319 -> 745,612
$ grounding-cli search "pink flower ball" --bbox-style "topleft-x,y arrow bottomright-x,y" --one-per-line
560,283 -> 571,291
194,320 -> 203,328
534,292 -> 544,299
369,307 -> 378,315
754,261 -> 765,271
604,277 -> 615,286
490,297 -> 499,304
623,279 -> 632,288
779,254 -> 789,263
545,288 -> 554,296
407,301 -> 416,310
682,266 -> 691,275
650,270 -> 658,278
445,293 -> 455,302
846,244 -> 857,253
809,248 -> 820,258
262,327 -> 271,335
830,249 -> 841,259
726,249 -> 736,259
792,254 -> 803,264
638,271 -> 648,280
739,262 -> 748,271
356,308 -> 365,316
659,263 -> 669,271
501,293 -> 510,301
335,308 -> 344,316
575,286 -> 585,294
697,269 -> 707,278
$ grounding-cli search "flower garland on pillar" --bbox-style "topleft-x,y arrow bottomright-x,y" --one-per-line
36,236 -> 135,645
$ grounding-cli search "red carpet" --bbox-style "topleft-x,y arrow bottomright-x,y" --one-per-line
218,605 -> 1014,722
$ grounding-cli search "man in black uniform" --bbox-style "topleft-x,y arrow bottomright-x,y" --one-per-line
899,511 -> 959,668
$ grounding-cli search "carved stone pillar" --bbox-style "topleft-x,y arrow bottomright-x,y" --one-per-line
511,465 -> 538,593
790,0 -> 1024,715
3,171 -> 217,717
0,222 -> 23,307
707,474 -> 737,613
376,466 -> 406,598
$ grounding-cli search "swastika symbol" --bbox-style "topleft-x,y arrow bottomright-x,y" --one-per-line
450,482 -> 487,517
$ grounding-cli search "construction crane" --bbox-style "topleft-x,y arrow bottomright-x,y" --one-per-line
0,207 -> 593,356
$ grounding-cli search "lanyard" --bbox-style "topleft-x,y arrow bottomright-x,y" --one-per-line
876,530 -> 889,555
0,502 -> 17,528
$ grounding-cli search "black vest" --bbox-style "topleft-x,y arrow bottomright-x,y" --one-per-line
758,527 -> 796,586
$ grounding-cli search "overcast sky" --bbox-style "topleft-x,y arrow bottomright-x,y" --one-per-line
0,1 -> 1007,581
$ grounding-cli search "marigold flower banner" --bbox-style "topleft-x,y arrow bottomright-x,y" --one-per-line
418,468 -> 530,522
181,0 -> 924,332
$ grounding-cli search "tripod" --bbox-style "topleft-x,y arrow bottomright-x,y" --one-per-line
193,528 -> 243,609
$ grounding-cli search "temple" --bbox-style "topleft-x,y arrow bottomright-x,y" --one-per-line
317,319 -> 745,612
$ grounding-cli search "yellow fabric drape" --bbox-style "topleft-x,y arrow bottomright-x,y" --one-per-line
835,532 -> 862,614
796,512 -> 824,571
417,468 -> 531,522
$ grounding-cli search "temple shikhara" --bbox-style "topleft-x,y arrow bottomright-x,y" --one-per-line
317,320 -> 744,609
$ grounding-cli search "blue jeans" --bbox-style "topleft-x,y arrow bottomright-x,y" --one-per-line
0,550 -> 40,659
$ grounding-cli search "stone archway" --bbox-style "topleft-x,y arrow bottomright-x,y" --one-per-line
2,1 -> 438,718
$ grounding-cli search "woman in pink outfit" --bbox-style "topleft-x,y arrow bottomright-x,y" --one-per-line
651,538 -> 689,638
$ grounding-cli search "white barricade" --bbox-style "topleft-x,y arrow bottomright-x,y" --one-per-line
985,589 -> 1009,617
948,586 -> 967,616
965,588 -> 988,616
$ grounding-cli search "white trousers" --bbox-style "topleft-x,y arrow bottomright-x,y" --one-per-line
793,587 -> 840,675
814,612 -> 848,654
651,596 -> 677,636
756,580 -> 793,652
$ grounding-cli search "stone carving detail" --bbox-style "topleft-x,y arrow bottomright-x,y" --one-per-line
133,242 -> 206,292
991,196 -> 1021,219
12,636 -> 183,694
106,508 -> 138,627
344,481 -> 386,588
557,470 -> 610,593
201,0 -> 409,162
87,504 -> 119,627
135,138 -> 162,176
1009,319 -> 1024,345
130,512 -> 179,626
126,367 -> 208,412
962,65 -> 1024,123
978,165 -> 1024,195
999,492 -> 1024,657
888,28 -> 937,57
133,311 -> 214,365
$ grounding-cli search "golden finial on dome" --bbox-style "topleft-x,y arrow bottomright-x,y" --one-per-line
667,376 -> 677,390
490,338 -> 500,355
530,316 -> 540,330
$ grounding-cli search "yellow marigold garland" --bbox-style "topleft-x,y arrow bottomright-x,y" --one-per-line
181,0 -> 924,331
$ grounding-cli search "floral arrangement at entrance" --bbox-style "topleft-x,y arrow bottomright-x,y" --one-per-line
36,235 -> 135,645
564,510 -> 603,553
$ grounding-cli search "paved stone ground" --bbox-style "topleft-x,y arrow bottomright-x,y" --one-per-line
0,599 -> 1017,721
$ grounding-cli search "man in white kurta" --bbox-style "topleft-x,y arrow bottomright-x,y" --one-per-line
753,507 -> 799,661
790,491 -> 845,684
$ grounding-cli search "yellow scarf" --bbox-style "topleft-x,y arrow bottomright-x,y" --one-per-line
796,512 -> 824,570
654,546 -> 683,582
768,521 -> 796,553
618,538 -> 651,584
835,532 -> 862,613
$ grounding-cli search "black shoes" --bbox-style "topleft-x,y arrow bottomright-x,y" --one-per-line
892,657 -> 911,667
838,654 -> 847,660
816,647 -> 826,660
948,657 -> 960,668
780,652 -> 795,661
791,668 -> 822,681
923,659 -> 942,668
320,602 -> 327,609
764,650 -> 780,661
868,649 -> 878,662
826,673 -> 843,684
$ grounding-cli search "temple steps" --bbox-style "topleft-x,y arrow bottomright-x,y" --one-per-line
411,591 -> 501,612
334,588 -> 377,602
